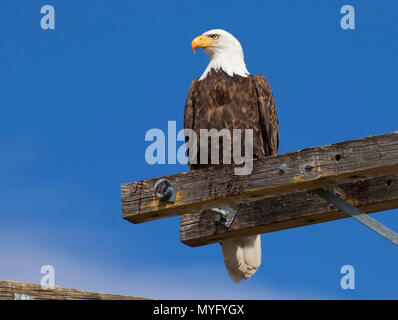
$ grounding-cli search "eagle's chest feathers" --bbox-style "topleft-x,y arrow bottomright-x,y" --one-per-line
193,70 -> 258,130
203,71 -> 247,108
211,83 -> 233,107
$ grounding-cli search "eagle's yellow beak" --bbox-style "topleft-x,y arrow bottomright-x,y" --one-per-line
191,35 -> 216,54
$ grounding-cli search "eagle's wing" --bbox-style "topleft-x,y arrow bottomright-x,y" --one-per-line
252,74 -> 279,156
184,79 -> 198,169
184,79 -> 197,131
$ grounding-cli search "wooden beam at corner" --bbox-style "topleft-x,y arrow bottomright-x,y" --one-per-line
0,280 -> 150,300
122,132 -> 398,224
180,174 -> 398,246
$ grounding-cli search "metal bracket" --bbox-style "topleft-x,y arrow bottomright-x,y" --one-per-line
213,207 -> 237,229
315,188 -> 398,246
153,178 -> 178,203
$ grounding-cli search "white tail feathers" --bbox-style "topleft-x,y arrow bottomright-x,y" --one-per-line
220,234 -> 261,283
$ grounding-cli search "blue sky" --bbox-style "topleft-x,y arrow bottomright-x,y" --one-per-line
0,0 -> 397,299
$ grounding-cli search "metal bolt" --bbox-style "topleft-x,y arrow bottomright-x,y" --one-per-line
153,178 -> 173,201
153,178 -> 178,203
279,163 -> 287,174
305,165 -> 314,172
213,207 -> 237,229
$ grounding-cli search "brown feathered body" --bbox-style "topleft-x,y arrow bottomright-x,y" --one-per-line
184,69 -> 278,168
184,69 -> 279,282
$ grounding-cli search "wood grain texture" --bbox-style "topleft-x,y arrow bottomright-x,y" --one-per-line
122,132 -> 398,224
0,280 -> 150,300
180,175 -> 398,246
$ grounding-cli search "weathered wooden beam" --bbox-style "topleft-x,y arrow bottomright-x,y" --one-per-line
0,280 -> 150,300
180,174 -> 398,246
122,132 -> 398,224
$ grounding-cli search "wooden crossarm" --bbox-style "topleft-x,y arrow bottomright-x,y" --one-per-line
180,174 -> 398,246
0,280 -> 149,300
121,132 -> 398,224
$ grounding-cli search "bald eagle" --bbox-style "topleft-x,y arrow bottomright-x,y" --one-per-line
184,29 -> 279,282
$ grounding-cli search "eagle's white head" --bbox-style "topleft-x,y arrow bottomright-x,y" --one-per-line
191,29 -> 250,80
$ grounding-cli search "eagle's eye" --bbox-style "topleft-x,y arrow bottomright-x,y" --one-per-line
210,34 -> 219,40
